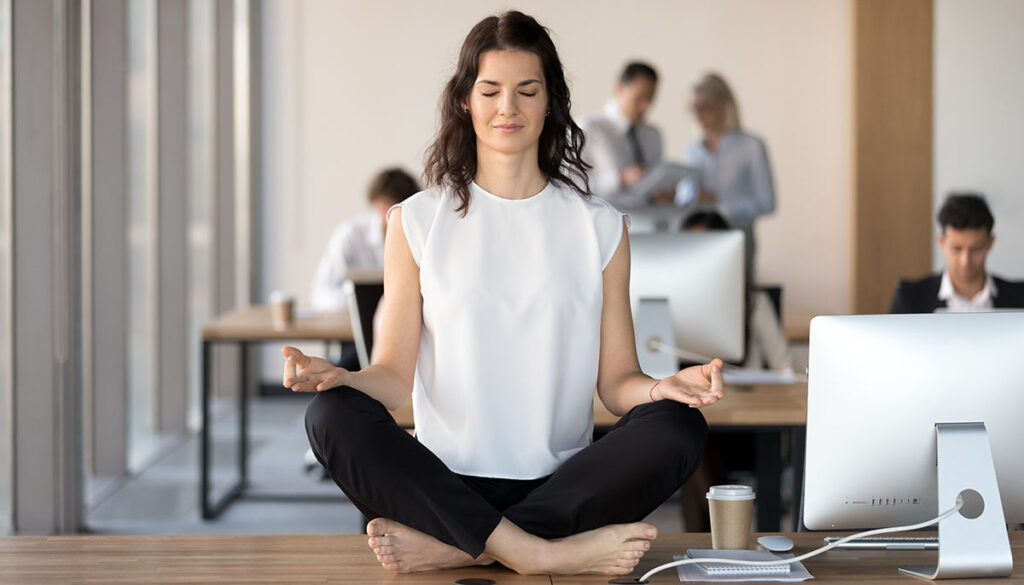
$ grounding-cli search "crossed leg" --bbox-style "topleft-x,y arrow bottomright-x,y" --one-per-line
305,387 -> 706,575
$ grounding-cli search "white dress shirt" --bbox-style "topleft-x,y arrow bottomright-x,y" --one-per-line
581,100 -> 664,208
675,130 -> 775,228
309,211 -> 385,312
938,270 -> 997,312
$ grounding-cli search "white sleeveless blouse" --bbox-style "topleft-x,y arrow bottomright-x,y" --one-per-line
393,182 -> 627,479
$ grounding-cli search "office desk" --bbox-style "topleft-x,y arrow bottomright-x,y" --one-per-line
200,306 -> 353,520
2,532 -> 1021,584
393,383 -> 808,532
554,531 -> 1024,584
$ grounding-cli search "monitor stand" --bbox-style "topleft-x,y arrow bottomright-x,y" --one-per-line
900,422 -> 1013,580
634,298 -> 678,380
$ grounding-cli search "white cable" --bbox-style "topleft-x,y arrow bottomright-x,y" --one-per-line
647,338 -> 712,364
638,498 -> 964,583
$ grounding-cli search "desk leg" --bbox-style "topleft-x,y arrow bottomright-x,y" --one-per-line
239,341 -> 249,488
755,431 -> 782,532
200,340 -> 247,520
790,426 -> 806,532
201,340 -> 212,519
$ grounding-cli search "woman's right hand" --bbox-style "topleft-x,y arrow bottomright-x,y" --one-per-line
281,345 -> 349,392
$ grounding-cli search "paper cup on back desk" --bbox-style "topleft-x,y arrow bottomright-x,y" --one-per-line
269,291 -> 295,330
707,484 -> 755,549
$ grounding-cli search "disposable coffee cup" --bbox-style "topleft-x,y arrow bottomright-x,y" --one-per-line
269,290 -> 295,330
707,484 -> 755,549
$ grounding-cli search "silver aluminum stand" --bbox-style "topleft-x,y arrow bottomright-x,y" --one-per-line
900,422 -> 1013,580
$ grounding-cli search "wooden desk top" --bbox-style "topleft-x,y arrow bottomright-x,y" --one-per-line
2,532 -> 1021,584
557,531 -> 1024,584
201,305 -> 353,342
0,534 -> 544,584
390,382 -> 807,429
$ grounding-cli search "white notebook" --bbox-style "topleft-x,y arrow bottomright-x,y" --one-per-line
687,549 -> 791,575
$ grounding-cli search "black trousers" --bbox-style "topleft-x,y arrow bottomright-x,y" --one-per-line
305,386 -> 707,558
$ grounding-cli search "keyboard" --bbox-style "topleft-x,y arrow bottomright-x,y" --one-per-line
824,536 -> 939,550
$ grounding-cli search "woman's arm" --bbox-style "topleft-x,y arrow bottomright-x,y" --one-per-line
283,207 -> 421,411
595,221 -> 725,416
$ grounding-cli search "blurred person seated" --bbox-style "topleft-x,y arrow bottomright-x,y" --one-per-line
581,62 -> 673,208
682,210 -> 793,372
890,192 -> 1024,313
310,167 -> 420,370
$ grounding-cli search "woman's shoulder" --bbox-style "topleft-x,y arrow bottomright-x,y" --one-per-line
389,186 -> 450,220
551,183 -> 628,229
398,186 -> 445,209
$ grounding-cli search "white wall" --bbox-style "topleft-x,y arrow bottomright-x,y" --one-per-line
934,0 -> 1024,278
261,0 -> 854,334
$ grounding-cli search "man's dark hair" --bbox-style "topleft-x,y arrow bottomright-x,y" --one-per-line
367,168 -> 420,203
620,61 -> 658,85
682,209 -> 731,231
937,192 -> 994,234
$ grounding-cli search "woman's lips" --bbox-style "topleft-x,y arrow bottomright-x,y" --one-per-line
494,124 -> 524,133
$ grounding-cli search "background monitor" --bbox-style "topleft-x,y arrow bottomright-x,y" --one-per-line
628,231 -> 746,365
625,205 -> 691,234
803,312 -> 1024,531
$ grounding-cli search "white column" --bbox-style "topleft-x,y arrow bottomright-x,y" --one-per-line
10,0 -> 83,534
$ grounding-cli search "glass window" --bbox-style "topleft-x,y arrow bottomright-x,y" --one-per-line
188,0 -> 215,430
127,0 -> 159,471
0,0 -> 12,536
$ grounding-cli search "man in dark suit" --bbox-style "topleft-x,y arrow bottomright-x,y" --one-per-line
891,193 -> 1024,313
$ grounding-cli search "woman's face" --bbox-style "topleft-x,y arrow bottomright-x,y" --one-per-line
691,93 -> 726,134
465,49 -> 548,158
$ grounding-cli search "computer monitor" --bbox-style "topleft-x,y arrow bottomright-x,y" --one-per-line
624,205 -> 691,233
628,231 -> 746,370
803,313 -> 1024,578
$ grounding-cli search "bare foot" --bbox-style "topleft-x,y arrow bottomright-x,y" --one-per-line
366,518 -> 493,573
539,522 -> 656,575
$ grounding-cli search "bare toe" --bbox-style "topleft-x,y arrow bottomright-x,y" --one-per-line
367,518 -> 388,537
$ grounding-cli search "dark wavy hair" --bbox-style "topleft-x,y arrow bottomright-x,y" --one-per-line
424,11 -> 591,215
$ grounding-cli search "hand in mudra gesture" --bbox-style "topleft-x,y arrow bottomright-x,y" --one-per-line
281,345 -> 349,392
652,358 -> 725,407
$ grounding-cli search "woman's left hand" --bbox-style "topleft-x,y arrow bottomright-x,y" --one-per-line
652,358 -> 725,407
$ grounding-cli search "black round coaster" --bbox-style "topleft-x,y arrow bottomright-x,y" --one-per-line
454,579 -> 497,585
608,579 -> 647,584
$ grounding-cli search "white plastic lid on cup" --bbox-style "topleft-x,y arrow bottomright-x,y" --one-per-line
706,484 -> 756,501
269,290 -> 294,304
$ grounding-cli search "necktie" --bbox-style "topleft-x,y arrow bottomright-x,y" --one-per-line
626,125 -> 645,165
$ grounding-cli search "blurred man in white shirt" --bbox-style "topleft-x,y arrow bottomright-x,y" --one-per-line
310,168 -> 420,313
581,62 -> 667,208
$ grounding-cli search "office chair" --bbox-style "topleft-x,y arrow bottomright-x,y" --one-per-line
342,276 -> 385,368
756,284 -> 783,321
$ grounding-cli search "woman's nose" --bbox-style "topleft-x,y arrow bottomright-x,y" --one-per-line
498,92 -> 517,116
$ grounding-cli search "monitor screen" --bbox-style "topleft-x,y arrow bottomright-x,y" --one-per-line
624,205 -> 691,234
803,312 -> 1024,530
628,231 -> 746,364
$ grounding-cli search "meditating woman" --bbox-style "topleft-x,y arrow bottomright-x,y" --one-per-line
283,11 -> 723,576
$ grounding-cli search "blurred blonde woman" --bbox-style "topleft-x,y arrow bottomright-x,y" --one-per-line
676,73 -> 775,277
